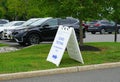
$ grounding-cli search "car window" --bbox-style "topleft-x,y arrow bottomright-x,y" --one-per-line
44,19 -> 57,26
22,19 -> 39,26
14,22 -> 24,26
0,21 -> 8,24
58,19 -> 70,25
110,21 -> 115,25
101,22 -> 109,24
89,21 -> 98,25
30,18 -> 49,26
4,22 -> 13,27
90,20 -> 99,24
70,19 -> 78,24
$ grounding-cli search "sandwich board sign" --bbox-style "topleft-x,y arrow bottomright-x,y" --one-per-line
47,25 -> 84,66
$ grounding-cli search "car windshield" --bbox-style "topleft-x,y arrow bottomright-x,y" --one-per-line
3,22 -> 15,27
30,18 -> 51,27
22,18 -> 40,26
4,21 -> 24,27
0,20 -> 8,24
89,20 -> 98,24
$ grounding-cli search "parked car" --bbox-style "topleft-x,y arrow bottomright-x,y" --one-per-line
3,18 -> 41,40
0,19 -> 9,27
2,21 -> 25,39
12,17 -> 83,45
87,20 -> 120,34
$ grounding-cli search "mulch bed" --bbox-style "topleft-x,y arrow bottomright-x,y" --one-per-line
79,45 -> 101,51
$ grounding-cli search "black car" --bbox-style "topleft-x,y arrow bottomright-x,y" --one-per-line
12,17 -> 84,45
87,20 -> 120,34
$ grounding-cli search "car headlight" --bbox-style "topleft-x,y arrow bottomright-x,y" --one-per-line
18,28 -> 30,33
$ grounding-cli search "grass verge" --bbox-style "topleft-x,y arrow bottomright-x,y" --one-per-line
0,42 -> 120,74
0,43 -> 8,47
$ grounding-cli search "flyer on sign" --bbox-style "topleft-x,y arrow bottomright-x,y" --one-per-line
47,25 -> 84,66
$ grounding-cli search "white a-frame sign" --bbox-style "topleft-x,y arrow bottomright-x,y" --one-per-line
47,25 -> 84,66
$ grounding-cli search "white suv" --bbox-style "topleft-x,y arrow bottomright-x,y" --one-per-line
0,19 -> 9,26
3,18 -> 41,40
2,21 -> 25,39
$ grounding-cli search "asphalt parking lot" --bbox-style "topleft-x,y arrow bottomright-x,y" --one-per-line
0,32 -> 120,48
84,32 -> 120,42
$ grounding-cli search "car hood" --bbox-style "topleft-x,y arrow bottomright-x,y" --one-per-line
14,26 -> 34,30
5,26 -> 21,30
14,26 -> 29,30
0,26 -> 8,32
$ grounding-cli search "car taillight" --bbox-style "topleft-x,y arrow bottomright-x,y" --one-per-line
94,23 -> 100,27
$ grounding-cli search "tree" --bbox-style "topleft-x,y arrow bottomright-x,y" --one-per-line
58,0 -> 102,46
0,0 -> 8,19
0,7 -> 5,18
98,0 -> 120,42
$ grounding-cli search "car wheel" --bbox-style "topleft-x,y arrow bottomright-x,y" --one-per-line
100,29 -> 105,34
118,29 -> 120,34
28,34 -> 40,45
91,32 -> 96,34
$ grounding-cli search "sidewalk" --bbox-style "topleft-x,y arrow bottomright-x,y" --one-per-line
0,62 -> 120,81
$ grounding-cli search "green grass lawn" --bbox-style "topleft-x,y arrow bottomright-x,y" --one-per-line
0,43 -> 8,47
0,42 -> 120,74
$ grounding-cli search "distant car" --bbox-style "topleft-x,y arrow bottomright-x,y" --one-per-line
3,18 -> 41,40
12,17 -> 83,45
0,19 -> 9,27
2,21 -> 25,39
87,20 -> 120,34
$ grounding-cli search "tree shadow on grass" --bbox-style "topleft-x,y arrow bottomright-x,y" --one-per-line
79,45 -> 101,51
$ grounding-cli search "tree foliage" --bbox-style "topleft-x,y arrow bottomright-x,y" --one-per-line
0,0 -> 119,22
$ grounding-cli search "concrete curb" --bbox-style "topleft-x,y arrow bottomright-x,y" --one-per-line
0,62 -> 120,81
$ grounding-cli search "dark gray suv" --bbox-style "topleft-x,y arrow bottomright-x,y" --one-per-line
87,20 -> 120,34
12,17 -> 83,45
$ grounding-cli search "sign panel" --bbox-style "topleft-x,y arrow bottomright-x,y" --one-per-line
67,28 -> 84,64
47,26 -> 72,66
47,25 -> 84,66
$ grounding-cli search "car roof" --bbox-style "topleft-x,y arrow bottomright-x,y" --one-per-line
57,17 -> 79,25
29,17 -> 52,26
3,21 -> 25,27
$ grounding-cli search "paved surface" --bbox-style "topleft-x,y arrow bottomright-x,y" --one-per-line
84,33 -> 120,42
0,40 -> 18,46
0,62 -> 120,81
0,40 -> 25,49
0,40 -> 52,48
1,66 -> 120,82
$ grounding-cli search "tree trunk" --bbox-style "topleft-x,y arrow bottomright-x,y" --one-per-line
79,20 -> 83,46
114,21 -> 118,42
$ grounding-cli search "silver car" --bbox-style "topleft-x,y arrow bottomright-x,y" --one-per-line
2,21 -> 25,39
3,18 -> 41,40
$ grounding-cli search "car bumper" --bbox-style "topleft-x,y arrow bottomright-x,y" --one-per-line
87,28 -> 101,32
4,32 -> 13,40
13,32 -> 27,42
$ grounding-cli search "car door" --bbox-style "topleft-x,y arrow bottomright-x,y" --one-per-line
40,19 -> 58,41
101,21 -> 111,30
106,21 -> 115,32
109,21 -> 116,31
